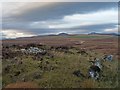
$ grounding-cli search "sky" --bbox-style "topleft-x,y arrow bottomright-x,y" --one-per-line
1,2 -> 118,39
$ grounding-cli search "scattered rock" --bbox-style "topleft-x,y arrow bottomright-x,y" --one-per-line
73,70 -> 85,77
88,65 -> 101,80
104,55 -> 113,61
4,65 -> 11,73
14,71 -> 21,76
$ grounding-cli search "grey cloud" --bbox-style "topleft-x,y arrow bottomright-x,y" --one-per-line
2,21 -> 31,30
54,23 -> 117,33
4,2 -> 118,22
2,21 -> 118,35
70,23 -> 117,31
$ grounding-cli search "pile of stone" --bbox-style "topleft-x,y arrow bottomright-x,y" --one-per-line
104,55 -> 113,61
73,54 -> 114,80
88,58 -> 102,80
88,54 -> 113,80
21,47 -> 46,54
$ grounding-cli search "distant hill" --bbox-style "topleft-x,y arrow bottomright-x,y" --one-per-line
88,32 -> 120,36
58,33 -> 69,36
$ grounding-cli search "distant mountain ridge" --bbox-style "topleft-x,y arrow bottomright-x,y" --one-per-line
2,32 -> 119,40
88,32 -> 120,36
58,33 -> 69,36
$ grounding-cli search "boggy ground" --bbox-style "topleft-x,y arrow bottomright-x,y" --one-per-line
2,35 -> 119,88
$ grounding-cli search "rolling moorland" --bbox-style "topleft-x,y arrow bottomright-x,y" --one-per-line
1,34 -> 120,88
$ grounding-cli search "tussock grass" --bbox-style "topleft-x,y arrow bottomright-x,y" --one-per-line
2,45 -> 118,88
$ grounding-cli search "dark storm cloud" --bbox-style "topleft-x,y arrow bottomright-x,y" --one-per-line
69,23 -> 117,32
5,2 -> 118,22
26,28 -> 60,35
2,21 -> 31,30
